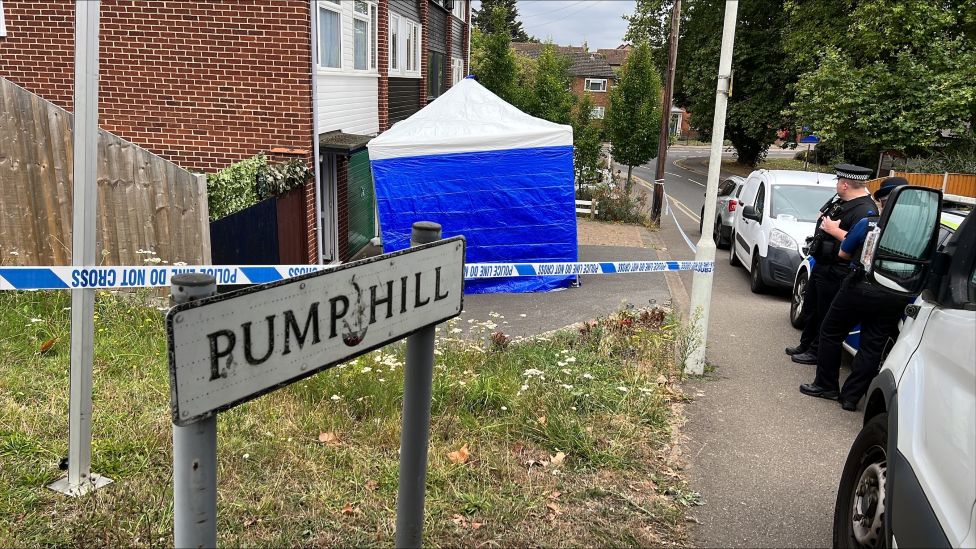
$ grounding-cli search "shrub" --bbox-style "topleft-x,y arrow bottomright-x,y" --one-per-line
590,179 -> 648,225
206,154 -> 312,221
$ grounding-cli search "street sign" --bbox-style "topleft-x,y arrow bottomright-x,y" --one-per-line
166,237 -> 464,426
799,134 -> 820,144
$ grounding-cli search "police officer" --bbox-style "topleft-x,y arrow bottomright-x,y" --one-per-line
785,164 -> 878,364
799,178 -> 913,410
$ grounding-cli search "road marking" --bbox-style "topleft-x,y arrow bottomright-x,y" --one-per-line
669,197 -> 701,223
666,171 -> 683,178
687,177 -> 705,187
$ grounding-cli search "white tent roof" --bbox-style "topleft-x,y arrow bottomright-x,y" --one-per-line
367,77 -> 573,161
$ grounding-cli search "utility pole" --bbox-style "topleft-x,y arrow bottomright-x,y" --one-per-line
650,0 -> 682,225
685,0 -> 738,375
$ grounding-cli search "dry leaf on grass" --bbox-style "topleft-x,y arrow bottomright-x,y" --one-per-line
318,431 -> 340,444
364,479 -> 378,491
546,502 -> 562,515
471,521 -> 483,530
341,503 -> 360,516
39,337 -> 57,354
448,443 -> 470,464
548,490 -> 562,500
537,416 -> 547,425
511,442 -> 525,455
549,451 -> 566,467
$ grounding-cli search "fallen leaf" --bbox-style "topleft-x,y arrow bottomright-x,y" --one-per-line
470,521 -> 483,530
365,479 -> 378,491
511,442 -> 525,455
341,503 -> 359,516
656,374 -> 668,385
39,337 -> 57,354
448,443 -> 470,464
318,431 -> 340,444
243,518 -> 257,527
546,502 -> 562,515
549,451 -> 566,467
537,416 -> 547,426
451,513 -> 467,526
524,458 -> 545,468
548,490 -> 562,500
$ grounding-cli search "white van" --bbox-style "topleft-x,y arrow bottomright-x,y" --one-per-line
729,170 -> 836,292
832,187 -> 975,548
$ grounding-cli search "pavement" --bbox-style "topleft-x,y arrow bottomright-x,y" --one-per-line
638,148 -> 862,547
457,219 -> 673,338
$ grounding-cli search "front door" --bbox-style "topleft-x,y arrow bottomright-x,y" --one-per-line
319,153 -> 337,263
347,149 -> 376,259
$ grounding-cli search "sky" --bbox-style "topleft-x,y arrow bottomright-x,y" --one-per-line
472,1 -> 638,50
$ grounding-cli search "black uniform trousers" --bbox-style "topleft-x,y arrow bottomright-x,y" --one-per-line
812,275 -> 911,403
798,263 -> 849,354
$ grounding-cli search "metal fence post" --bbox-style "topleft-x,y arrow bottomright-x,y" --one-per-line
171,273 -> 218,549
395,221 -> 442,549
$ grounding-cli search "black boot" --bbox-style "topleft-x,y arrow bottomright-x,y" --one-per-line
791,351 -> 817,365
785,345 -> 807,356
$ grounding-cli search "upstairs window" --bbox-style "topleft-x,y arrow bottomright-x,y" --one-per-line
390,13 -> 400,71
452,57 -> 464,85
452,0 -> 466,20
590,106 -> 605,119
318,2 -> 341,69
585,78 -> 608,92
353,0 -> 371,70
406,20 -> 420,73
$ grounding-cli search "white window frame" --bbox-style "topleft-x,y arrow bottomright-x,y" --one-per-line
452,57 -> 464,85
317,1 -> 342,70
405,19 -> 421,76
389,12 -> 400,72
590,106 -> 606,119
0,0 -> 7,38
452,0 -> 466,20
351,0 -> 373,72
585,78 -> 608,92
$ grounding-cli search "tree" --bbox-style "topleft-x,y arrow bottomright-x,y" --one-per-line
572,93 -> 603,186
472,0 -> 530,42
786,0 -> 976,166
524,43 -> 575,125
606,41 -> 662,188
674,0 -> 795,166
624,0 -> 674,74
470,8 -> 520,106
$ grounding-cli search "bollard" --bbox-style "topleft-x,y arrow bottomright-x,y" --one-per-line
170,273 -> 218,549
395,221 -> 442,549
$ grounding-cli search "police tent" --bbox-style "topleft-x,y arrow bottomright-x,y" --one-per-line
367,76 -> 577,294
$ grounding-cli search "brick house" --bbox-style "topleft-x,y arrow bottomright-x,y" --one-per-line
0,0 -> 470,265
511,42 -> 616,122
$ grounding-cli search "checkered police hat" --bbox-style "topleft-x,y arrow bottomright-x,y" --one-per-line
834,163 -> 872,181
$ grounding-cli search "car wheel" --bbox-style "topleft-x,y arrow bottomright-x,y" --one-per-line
833,413 -> 889,549
749,251 -> 766,293
714,217 -> 729,249
790,271 -> 808,328
729,233 -> 741,267
699,207 -> 704,233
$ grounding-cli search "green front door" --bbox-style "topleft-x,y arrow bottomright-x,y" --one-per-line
347,149 -> 375,258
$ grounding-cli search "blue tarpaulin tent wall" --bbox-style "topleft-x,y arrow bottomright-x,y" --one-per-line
367,78 -> 577,294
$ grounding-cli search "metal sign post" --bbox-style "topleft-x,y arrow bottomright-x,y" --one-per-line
395,222 -> 442,548
171,274 -> 219,549
49,0 -> 112,497
166,227 -> 463,545
685,0 -> 739,375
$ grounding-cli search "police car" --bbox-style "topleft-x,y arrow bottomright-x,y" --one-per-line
788,211 -> 966,353
831,188 -> 975,548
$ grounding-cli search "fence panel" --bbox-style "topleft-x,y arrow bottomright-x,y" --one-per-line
0,77 -> 210,266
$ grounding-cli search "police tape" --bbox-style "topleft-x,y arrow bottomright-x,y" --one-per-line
0,261 -> 714,290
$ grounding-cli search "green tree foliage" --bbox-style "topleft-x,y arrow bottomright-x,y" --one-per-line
624,0 -> 674,74
470,8 -> 520,106
606,42 -> 662,187
472,0 -> 530,41
674,0 -> 794,166
572,93 -> 603,185
524,43 -> 575,125
787,0 -> 976,165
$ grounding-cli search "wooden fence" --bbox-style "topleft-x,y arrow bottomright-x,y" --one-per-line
0,77 -> 211,267
867,171 -> 976,205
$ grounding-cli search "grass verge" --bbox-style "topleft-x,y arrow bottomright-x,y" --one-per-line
722,157 -> 834,177
1,290 -> 697,547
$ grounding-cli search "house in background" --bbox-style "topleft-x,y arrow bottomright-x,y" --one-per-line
0,0 -> 471,265
596,44 -> 631,75
512,42 -> 616,123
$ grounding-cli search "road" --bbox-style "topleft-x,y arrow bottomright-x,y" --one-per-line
634,149 -> 862,547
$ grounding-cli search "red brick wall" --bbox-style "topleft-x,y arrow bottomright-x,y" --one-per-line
0,0 -> 314,174
418,0 -> 429,107
571,77 -> 612,109
378,0 -> 390,132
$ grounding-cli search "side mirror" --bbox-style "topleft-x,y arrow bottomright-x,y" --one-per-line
865,186 -> 943,295
742,205 -> 761,222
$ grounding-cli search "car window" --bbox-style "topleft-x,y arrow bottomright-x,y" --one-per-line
937,226 -> 952,250
754,183 -> 765,219
741,177 -> 760,206
771,185 -> 837,222
719,180 -> 736,196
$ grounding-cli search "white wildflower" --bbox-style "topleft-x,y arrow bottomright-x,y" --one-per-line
330,394 -> 342,402
484,321 -> 497,329
434,349 -> 443,356
582,373 -> 594,380
173,261 -> 188,266
520,384 -> 529,392
30,318 -> 44,323
9,251 -> 19,256
523,368 -> 544,377
450,328 -> 463,334
639,387 -> 654,394
560,384 -> 573,390
361,367 -> 372,373
501,406 -> 508,411
616,386 -> 629,393
561,369 -> 572,375
565,357 -> 576,363
242,453 -> 250,459
379,378 -> 386,382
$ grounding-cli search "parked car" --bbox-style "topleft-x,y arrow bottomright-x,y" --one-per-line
698,175 -> 745,248
833,187 -> 975,548
789,210 -> 966,354
729,170 -> 837,292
